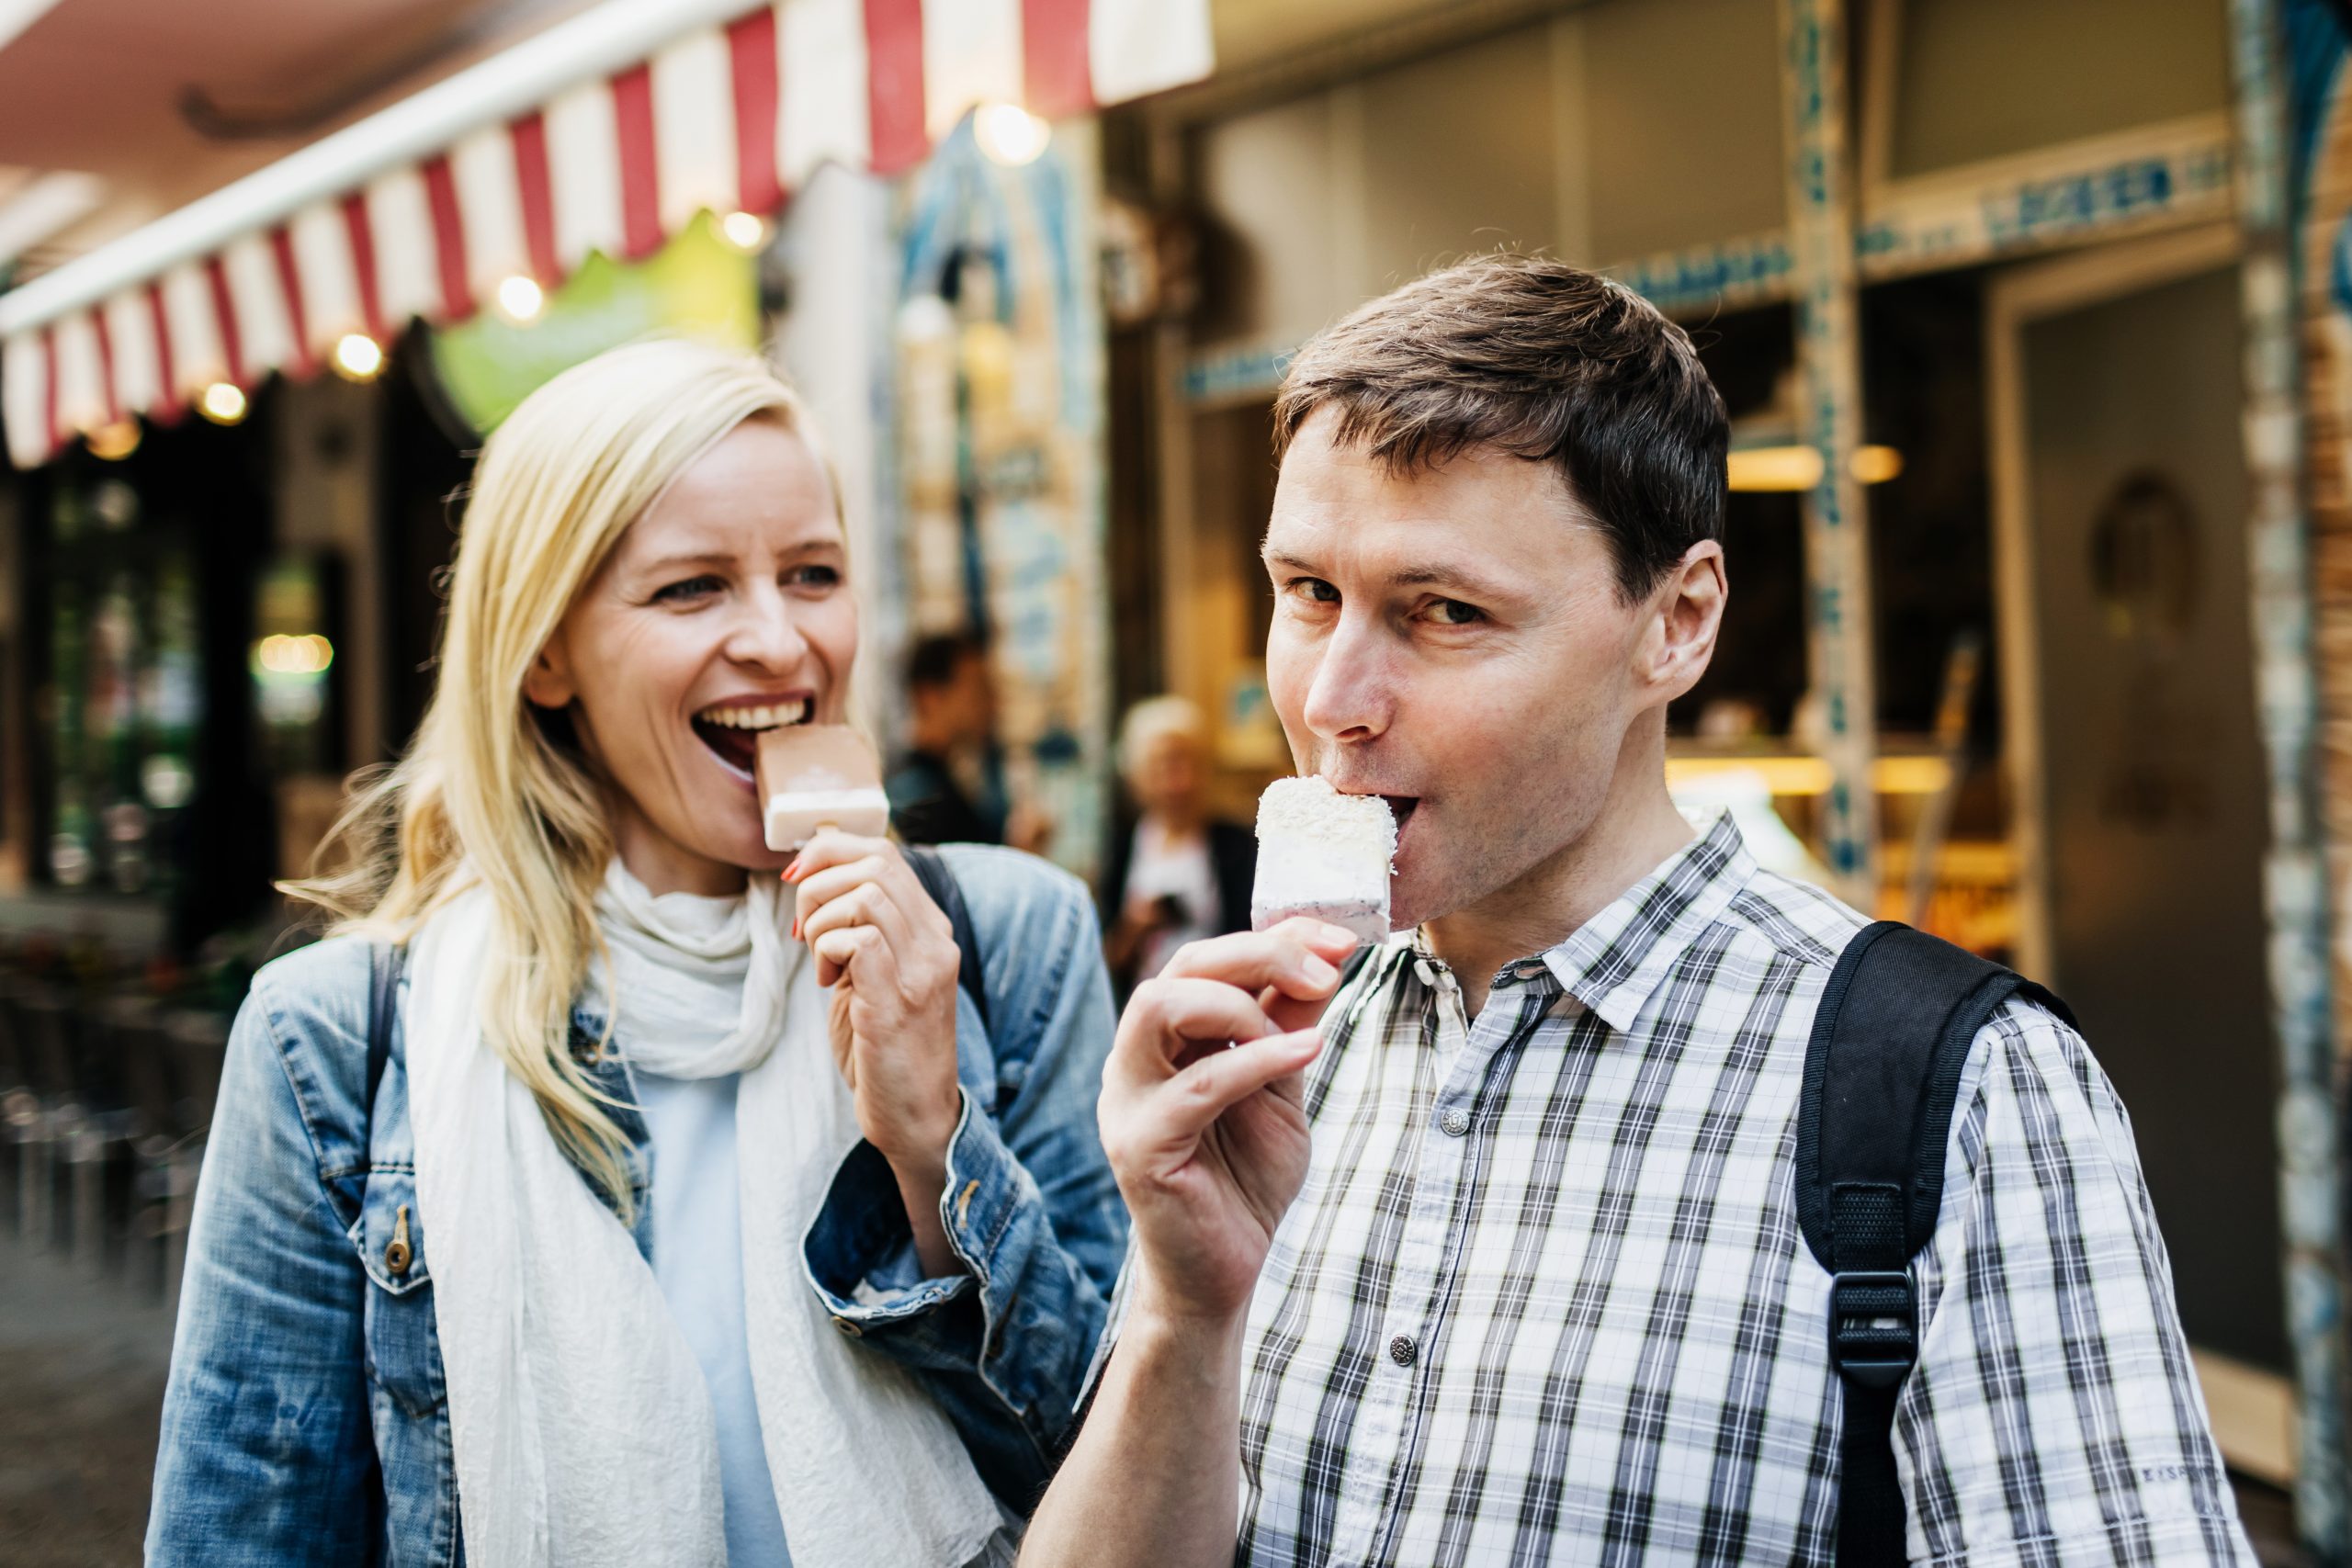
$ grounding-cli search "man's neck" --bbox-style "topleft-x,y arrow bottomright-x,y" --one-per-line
1421,733 -> 1695,1019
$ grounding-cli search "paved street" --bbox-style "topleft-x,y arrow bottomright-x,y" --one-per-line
0,1230 -> 172,1567
0,1220 -> 2314,1567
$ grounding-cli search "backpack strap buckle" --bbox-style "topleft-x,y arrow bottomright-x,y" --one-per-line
1827,1270 -> 1917,1390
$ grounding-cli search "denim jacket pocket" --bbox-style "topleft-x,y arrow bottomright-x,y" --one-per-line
350,1168 -> 446,1419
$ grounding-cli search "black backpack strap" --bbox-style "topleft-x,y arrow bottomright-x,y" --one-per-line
904,844 -> 989,1034
365,939 -> 406,1121
1798,920 -> 2074,1565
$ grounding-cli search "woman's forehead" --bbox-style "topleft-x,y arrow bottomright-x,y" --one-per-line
620,424 -> 841,563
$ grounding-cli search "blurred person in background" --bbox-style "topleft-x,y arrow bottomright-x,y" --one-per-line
888,632 -> 1051,852
1099,696 -> 1254,997
145,341 -> 1124,1568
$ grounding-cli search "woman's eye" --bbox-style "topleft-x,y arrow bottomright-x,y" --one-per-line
653,575 -> 724,604
1427,598 -> 1484,626
787,564 -> 842,590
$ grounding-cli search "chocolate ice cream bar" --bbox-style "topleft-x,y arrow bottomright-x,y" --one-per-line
1250,775 -> 1396,945
755,725 -> 891,850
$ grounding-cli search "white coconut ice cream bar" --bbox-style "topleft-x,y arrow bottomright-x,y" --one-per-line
1250,775 -> 1396,946
755,725 -> 892,851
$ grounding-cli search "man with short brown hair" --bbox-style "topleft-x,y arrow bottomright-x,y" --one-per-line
1021,256 -> 2250,1565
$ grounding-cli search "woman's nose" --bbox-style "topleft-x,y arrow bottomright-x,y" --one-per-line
723,586 -> 811,673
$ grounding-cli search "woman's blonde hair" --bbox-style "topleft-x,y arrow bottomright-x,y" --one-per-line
289,337 -> 821,1213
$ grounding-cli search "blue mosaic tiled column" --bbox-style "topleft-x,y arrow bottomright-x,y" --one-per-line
1778,0 -> 1879,908
2241,0 -> 2349,1554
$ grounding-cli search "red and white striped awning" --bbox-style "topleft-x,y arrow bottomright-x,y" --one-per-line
0,0 -> 1210,468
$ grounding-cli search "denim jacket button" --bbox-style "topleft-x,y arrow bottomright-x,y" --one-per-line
383,1204 -> 413,1278
832,1315 -> 863,1337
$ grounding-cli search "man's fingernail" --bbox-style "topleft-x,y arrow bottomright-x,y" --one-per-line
1302,954 -> 1339,987
1320,923 -> 1360,947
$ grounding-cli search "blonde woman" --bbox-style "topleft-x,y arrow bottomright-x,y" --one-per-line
145,341 -> 1125,1568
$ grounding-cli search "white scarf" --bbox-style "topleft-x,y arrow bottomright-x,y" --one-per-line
406,862 -> 1008,1568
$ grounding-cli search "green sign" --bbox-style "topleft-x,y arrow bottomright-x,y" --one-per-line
429,211 -> 760,435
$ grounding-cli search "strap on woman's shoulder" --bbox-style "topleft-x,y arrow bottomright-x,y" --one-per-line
365,941 -> 405,1122
903,845 -> 989,1033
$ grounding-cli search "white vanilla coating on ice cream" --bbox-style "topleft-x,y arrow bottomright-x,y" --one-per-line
763,786 -> 892,851
1250,776 -> 1396,943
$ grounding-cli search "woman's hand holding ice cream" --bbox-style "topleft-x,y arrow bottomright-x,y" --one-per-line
789,827 -> 967,1276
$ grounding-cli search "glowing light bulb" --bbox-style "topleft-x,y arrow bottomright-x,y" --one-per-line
198,382 -> 248,425
85,421 -> 141,460
496,275 -> 545,323
1850,445 -> 1905,484
721,210 -> 768,251
333,333 -> 385,382
974,102 -> 1051,166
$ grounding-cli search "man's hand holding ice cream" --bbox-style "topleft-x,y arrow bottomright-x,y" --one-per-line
1103,773 -> 1396,1320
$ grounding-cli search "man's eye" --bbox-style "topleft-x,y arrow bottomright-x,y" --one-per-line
654,575 -> 724,603
1428,598 -> 1484,626
1287,577 -> 1340,604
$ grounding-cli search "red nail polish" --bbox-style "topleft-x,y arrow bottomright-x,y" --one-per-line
791,918 -> 802,941
784,857 -> 803,883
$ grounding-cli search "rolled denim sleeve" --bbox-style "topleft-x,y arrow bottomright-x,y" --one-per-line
148,970 -> 379,1565
804,849 -> 1126,1504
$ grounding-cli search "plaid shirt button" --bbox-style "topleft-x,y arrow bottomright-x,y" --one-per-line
1439,1106 -> 1470,1136
1387,1334 -> 1416,1367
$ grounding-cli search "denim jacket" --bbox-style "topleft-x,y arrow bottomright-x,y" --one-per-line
146,844 -> 1126,1567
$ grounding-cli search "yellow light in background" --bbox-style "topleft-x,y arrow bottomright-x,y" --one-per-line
1664,753 -> 1951,796
1725,446 -> 1824,492
1850,444 -> 1904,484
85,421 -> 141,460
721,209 -> 768,251
253,633 -> 334,675
332,333 -> 385,382
198,382 -> 248,425
1725,444 -> 1906,492
495,275 -> 545,323
974,102 -> 1051,166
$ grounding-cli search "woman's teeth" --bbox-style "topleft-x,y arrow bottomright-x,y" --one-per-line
695,699 -> 809,729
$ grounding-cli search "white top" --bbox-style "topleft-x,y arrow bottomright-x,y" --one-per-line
1124,819 -> 1219,981
636,1067 -> 793,1568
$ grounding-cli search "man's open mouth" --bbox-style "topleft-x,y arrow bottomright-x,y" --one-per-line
1382,796 -> 1419,832
690,698 -> 813,776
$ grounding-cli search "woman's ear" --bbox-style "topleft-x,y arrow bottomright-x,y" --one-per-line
522,636 -> 576,710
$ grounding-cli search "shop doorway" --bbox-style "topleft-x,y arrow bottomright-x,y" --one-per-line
1987,226 -> 2290,1477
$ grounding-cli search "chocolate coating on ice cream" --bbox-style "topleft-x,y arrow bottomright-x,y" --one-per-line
755,725 -> 891,850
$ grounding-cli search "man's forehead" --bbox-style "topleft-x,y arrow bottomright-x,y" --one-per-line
1262,456 -> 1603,592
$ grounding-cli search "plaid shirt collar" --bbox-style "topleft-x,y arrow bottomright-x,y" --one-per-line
1376,808 -> 1756,1033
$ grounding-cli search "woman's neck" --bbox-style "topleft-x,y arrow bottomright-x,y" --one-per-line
614,810 -> 749,897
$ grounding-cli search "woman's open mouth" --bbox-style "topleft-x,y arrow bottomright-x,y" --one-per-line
690,697 -> 813,778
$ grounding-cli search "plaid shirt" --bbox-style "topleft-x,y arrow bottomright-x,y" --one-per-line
1192,812 -> 2253,1566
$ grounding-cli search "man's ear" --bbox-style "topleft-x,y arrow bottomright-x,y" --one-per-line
1637,539 -> 1726,704
521,633 -> 576,710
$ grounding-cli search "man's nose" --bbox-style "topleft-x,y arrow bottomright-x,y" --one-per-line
1299,614 -> 1394,745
